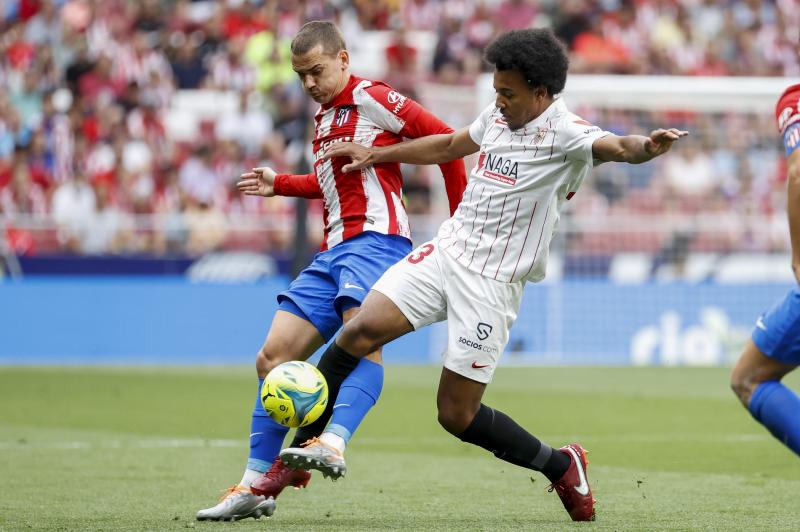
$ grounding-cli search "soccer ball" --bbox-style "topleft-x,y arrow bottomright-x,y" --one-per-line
261,361 -> 328,428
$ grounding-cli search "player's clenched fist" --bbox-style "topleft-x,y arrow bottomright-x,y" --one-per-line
237,166 -> 277,197
644,128 -> 689,157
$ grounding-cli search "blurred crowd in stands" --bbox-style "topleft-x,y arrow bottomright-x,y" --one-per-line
0,0 -> 798,258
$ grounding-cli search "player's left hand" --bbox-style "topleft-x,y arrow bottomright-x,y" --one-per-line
237,166 -> 277,197
645,128 -> 689,157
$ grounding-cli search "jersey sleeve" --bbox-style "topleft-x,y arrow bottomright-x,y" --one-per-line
273,172 -> 323,199
361,82 -> 468,215
776,84 -> 800,157
776,84 -> 800,135
396,102 -> 467,216
561,115 -> 611,166
359,83 -> 415,134
468,104 -> 495,145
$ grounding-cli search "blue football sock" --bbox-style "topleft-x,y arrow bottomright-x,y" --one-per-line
326,359 -> 383,443
247,377 -> 290,473
749,380 -> 800,456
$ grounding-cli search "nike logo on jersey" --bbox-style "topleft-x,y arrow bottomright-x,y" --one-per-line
756,317 -> 767,331
333,404 -> 351,409
471,361 -> 491,369
343,282 -> 364,291
564,446 -> 590,496
249,432 -> 263,438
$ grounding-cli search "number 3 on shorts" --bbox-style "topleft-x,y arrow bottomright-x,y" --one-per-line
408,243 -> 434,264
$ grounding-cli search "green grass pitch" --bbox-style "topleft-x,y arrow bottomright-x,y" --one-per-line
1,365 -> 799,531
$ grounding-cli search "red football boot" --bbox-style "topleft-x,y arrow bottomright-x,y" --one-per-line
548,443 -> 596,521
250,458 -> 311,498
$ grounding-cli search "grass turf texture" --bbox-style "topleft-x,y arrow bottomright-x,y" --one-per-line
1,366 -> 799,531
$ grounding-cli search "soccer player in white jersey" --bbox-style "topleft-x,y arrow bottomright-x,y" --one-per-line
281,28 -> 687,522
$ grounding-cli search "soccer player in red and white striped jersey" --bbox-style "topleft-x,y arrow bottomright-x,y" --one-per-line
271,68 -> 466,250
730,83 -> 800,457
292,28 -> 687,522
197,21 -> 466,522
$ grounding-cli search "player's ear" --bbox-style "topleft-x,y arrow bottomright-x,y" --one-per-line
339,49 -> 349,71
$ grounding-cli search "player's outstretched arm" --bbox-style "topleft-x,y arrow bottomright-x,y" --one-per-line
322,127 -> 479,173
237,167 -> 322,199
592,128 -> 689,164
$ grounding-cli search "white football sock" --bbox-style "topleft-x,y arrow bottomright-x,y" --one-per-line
239,468 -> 263,489
320,431 -> 346,453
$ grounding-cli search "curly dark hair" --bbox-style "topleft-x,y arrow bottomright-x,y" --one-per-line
484,29 -> 569,96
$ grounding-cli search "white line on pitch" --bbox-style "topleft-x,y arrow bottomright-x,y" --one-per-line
0,438 -> 244,450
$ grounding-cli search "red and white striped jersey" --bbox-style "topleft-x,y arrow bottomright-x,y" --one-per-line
437,99 -> 610,283
274,75 -> 466,251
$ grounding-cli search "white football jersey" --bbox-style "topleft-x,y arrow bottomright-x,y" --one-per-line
437,98 -> 610,283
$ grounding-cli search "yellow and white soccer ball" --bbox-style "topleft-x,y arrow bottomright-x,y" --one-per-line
261,361 -> 329,428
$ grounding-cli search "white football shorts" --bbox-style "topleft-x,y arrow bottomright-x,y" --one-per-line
371,238 -> 524,383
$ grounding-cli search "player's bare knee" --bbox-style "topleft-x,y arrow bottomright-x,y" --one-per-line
436,403 -> 472,436
256,344 -> 290,377
730,377 -> 752,407
340,315 -> 383,355
730,363 -> 758,407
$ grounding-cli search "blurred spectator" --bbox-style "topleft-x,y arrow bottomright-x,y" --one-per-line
0,0 -> 797,261
112,29 -> 172,88
432,16 -> 468,84
555,0 -> 591,50
82,184 -> 134,254
207,35 -> 256,91
465,3 -> 496,52
23,0 -> 61,49
402,165 -> 432,216
572,19 -> 632,73
51,170 -> 96,252
222,0 -> 270,40
653,232 -> 692,282
133,0 -> 166,35
184,196 -> 227,256
77,55 -> 125,104
244,29 -> 295,92
495,0 -> 538,31
403,0 -> 441,32
0,160 -> 46,216
216,91 -> 273,154
662,143 -> 718,201
179,145 -> 222,208
170,39 -> 207,89
384,27 -> 418,95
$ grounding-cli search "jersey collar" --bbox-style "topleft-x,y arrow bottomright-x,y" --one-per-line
321,74 -> 361,110
521,97 -> 566,129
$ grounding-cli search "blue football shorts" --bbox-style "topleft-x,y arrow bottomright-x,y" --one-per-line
277,231 -> 412,341
752,286 -> 800,365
